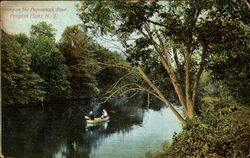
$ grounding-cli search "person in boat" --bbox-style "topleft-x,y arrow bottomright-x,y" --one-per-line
90,111 -> 95,120
101,109 -> 108,118
85,111 -> 95,120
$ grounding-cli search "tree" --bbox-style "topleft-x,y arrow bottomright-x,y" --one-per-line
12,33 -> 29,48
59,25 -> 137,98
77,0 -> 249,122
58,25 -> 100,97
30,21 -> 56,40
1,30 -> 44,104
208,35 -> 250,104
27,22 -> 69,99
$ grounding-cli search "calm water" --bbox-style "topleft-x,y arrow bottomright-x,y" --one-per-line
3,96 -> 182,158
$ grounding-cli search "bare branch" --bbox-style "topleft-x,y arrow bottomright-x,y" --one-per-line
95,62 -> 135,71
102,83 -> 136,103
140,23 -> 187,113
108,72 -> 133,94
137,66 -> 186,123
134,84 -> 163,102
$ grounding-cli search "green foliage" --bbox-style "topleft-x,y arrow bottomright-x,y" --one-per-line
12,33 -> 29,48
1,30 -> 44,104
95,50 -> 129,93
77,0 -> 250,106
208,50 -> 250,104
167,115 -> 249,157
28,22 -> 69,98
30,21 -> 56,39
59,25 -> 100,96
146,100 -> 250,158
59,25 -> 134,97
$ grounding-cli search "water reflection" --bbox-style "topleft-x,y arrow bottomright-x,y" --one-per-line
3,95 -> 181,158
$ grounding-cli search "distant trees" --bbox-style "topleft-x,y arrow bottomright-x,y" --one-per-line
58,25 -> 100,97
2,22 -> 130,105
27,22 -> 69,99
1,31 -> 44,104
58,25 -> 131,97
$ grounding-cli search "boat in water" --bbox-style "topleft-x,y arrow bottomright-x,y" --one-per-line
85,109 -> 109,128
85,116 -> 110,129
86,116 -> 110,124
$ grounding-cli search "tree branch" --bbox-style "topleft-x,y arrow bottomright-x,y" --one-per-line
172,46 -> 182,72
147,19 -> 168,28
137,66 -> 186,123
184,50 -> 193,117
192,47 -> 208,105
155,29 -> 187,112
102,83 -> 137,103
108,71 -> 134,94
96,62 -> 135,71
244,0 -> 250,10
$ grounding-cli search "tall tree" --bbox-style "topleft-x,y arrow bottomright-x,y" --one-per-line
30,21 -> 56,40
59,25 -> 136,97
28,22 -> 69,99
58,25 -> 100,97
77,0 -> 249,122
1,30 -> 44,104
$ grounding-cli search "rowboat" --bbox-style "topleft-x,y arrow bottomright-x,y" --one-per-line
86,116 -> 110,124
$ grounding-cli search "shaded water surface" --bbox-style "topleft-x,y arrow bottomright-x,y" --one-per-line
3,96 -> 181,158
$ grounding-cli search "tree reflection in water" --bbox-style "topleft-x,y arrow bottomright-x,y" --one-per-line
3,95 -> 150,158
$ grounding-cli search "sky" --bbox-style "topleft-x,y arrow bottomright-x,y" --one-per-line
1,1 -> 82,41
1,1 -> 124,53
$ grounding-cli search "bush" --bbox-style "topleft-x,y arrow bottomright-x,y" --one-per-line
146,109 -> 250,158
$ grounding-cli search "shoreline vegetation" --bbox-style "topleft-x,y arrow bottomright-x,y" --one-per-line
2,0 -> 249,157
145,97 -> 250,158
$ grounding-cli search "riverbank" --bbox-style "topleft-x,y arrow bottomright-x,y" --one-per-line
145,97 -> 250,158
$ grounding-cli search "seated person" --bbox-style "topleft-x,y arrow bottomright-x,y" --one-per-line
88,111 -> 95,120
101,109 -> 108,118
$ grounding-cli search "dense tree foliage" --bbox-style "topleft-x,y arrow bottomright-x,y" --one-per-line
58,25 -> 100,97
30,22 -> 56,40
2,22 -> 130,105
27,22 -> 69,99
209,40 -> 250,104
77,0 -> 250,121
12,33 -> 29,48
59,25 -> 134,97
1,30 -> 44,104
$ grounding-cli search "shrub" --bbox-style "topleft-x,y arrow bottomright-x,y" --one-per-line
152,110 -> 249,158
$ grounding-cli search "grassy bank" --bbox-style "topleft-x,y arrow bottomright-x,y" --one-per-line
145,97 -> 250,158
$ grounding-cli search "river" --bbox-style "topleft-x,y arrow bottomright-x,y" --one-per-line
2,95 -> 182,158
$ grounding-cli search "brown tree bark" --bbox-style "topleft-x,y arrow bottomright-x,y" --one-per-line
152,30 -> 188,113
137,66 -> 186,123
185,51 -> 194,118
